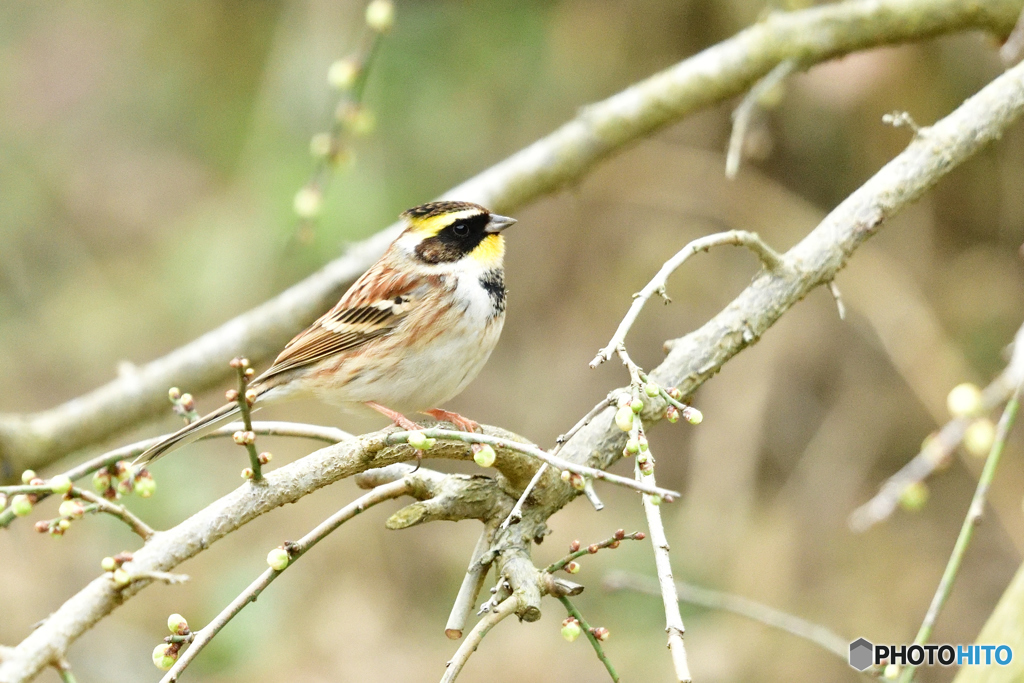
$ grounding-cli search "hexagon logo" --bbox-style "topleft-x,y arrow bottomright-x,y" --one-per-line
849,638 -> 874,671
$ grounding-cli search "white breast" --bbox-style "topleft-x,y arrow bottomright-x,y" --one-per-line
314,264 -> 506,413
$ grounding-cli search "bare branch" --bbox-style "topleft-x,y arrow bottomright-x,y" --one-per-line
850,320 -> 1024,531
446,530 -> 495,640
73,489 -> 154,541
605,571 -> 851,663
386,428 -> 681,501
0,421 -> 351,529
591,230 -> 786,367
441,596 -> 518,683
160,479 -> 412,683
898,380 -> 1024,683
2,0 -> 1020,473
726,59 -> 797,179
636,458 -> 691,683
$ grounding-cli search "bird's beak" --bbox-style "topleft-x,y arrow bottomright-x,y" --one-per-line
485,214 -> 517,233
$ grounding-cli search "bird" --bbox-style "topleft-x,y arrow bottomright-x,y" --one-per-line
135,200 -> 516,466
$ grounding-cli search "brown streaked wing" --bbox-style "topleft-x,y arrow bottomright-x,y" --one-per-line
254,262 -> 422,383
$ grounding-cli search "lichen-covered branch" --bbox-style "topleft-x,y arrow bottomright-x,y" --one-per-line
1,0 -> 1020,474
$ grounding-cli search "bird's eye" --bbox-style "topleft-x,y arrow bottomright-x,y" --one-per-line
453,222 -> 469,237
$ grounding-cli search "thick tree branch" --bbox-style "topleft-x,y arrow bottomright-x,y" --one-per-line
1,0 -> 1020,474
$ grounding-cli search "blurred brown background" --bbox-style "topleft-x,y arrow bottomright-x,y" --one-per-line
2,1 -> 1024,681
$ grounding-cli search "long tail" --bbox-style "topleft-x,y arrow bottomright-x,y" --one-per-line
134,402 -> 241,467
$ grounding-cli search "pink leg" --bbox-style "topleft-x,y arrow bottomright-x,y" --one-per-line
366,401 -> 422,431
423,409 -> 480,433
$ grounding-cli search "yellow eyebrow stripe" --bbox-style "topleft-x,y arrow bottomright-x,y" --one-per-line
406,209 -> 482,237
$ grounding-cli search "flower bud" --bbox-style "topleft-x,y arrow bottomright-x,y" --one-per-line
244,389 -> 257,406
614,529 -> 625,540
35,520 -> 49,533
587,544 -> 599,554
293,186 -> 323,219
54,519 -> 71,534
116,478 -> 133,496
561,617 -> 581,642
112,568 -> 131,587
365,0 -> 394,32
152,643 -> 178,670
407,431 -> 435,450
899,482 -> 929,511
167,613 -> 189,635
267,547 -> 290,571
647,494 -> 662,506
568,473 -> 586,491
340,105 -> 376,136
244,367 -> 255,379
225,389 -> 239,402
11,495 -> 33,517
631,399 -> 644,414
101,556 -> 117,572
560,470 -> 571,483
665,406 -> 680,423
93,470 -> 112,493
609,540 -> 620,549
644,382 -> 660,397
473,443 -> 496,468
638,436 -> 649,452
683,407 -> 703,424
229,357 -> 243,369
241,468 -> 254,480
667,387 -> 682,400
565,561 -> 580,574
635,532 -> 646,540
21,470 -> 36,485
258,452 -> 273,465
50,475 -> 73,495
327,58 -> 360,90
590,626 -> 610,641
615,406 -> 634,432
179,394 -> 195,413
947,382 -> 983,418
568,540 -> 580,552
168,387 -> 182,401
232,431 -> 246,445
964,418 -> 996,457
624,438 -> 640,455
134,475 -> 157,498
59,499 -> 86,520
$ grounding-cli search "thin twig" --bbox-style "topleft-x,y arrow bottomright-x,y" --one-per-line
898,380 -> 1024,683
445,529 -> 495,640
1001,7 -> 1024,66
558,596 -> 619,683
441,595 -> 518,683
232,360 -> 262,480
73,488 -> 154,540
604,571 -> 850,662
636,455 -> 692,682
827,280 -> 847,320
726,59 -> 797,179
591,230 -> 786,367
0,421 -> 351,529
850,323 -> 1024,532
385,428 -> 680,501
546,531 -> 645,574
499,396 -> 617,530
160,479 -> 411,683
54,659 -> 77,683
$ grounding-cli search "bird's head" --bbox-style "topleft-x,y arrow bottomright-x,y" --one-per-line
397,201 -> 516,269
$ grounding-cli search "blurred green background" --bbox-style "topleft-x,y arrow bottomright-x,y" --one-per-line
2,1 -> 1024,681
